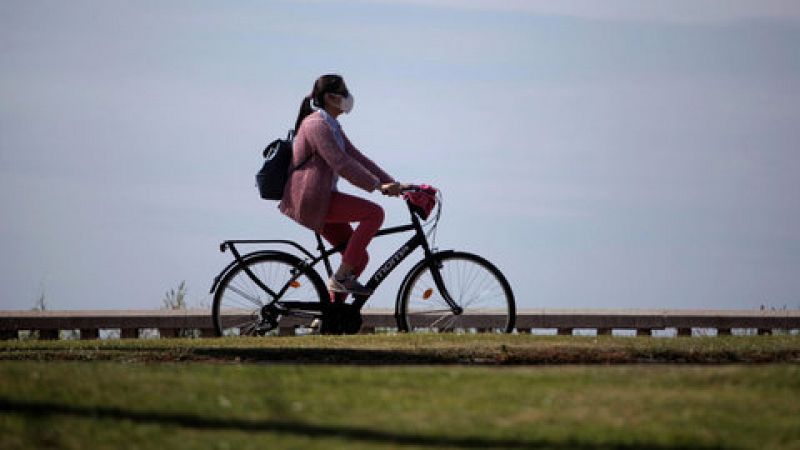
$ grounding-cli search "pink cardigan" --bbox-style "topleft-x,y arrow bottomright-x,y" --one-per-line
279,111 -> 395,231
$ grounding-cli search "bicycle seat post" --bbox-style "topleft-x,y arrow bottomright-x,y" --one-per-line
315,233 -> 334,277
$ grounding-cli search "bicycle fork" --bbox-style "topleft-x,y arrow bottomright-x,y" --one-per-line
427,258 -> 463,316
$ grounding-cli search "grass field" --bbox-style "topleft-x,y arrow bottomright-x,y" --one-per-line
2,335 -> 799,449
3,333 -> 800,364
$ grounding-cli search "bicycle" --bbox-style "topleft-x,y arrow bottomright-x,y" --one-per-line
209,187 -> 516,335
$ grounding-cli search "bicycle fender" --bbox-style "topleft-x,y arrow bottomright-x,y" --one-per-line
208,250 -> 292,294
393,250 -> 457,318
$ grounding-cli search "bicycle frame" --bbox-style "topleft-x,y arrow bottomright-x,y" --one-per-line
215,200 -> 461,315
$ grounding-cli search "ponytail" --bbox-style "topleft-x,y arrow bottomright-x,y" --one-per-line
293,74 -> 346,133
293,95 -> 315,132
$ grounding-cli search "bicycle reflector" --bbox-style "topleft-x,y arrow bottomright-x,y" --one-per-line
290,280 -> 301,288
422,288 -> 433,299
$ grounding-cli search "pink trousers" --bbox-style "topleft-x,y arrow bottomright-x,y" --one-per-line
320,192 -> 384,301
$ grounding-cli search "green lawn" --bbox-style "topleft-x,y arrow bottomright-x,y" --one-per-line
1,335 -> 799,449
2,334 -> 800,364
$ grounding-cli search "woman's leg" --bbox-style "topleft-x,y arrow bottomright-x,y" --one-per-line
320,222 -> 353,254
319,223 -> 370,278
322,192 -> 384,293
319,223 -> 353,303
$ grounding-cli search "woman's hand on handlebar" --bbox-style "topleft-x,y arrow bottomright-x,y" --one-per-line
380,182 -> 411,197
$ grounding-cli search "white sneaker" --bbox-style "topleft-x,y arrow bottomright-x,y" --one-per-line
328,275 -> 372,296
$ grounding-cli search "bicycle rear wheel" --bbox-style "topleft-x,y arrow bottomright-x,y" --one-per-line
397,251 -> 515,333
212,252 -> 327,336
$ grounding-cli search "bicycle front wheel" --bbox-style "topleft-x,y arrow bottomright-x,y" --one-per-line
212,252 -> 327,336
397,251 -> 516,333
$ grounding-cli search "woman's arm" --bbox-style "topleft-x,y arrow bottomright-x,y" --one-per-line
305,118 -> 381,192
343,134 -> 395,184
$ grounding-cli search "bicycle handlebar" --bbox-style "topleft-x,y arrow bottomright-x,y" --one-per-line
380,183 -> 424,197
401,185 -> 423,194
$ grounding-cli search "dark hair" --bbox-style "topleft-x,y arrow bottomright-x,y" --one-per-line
293,74 -> 348,132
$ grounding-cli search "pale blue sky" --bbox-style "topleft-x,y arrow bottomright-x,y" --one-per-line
1,0 -> 799,311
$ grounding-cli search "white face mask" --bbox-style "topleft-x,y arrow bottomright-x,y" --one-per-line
336,93 -> 354,114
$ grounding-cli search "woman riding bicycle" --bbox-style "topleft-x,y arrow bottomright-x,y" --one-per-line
280,74 -> 408,300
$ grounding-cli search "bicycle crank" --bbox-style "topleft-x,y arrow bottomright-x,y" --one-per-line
320,303 -> 362,335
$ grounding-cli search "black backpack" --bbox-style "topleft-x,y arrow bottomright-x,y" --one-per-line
255,130 -> 312,200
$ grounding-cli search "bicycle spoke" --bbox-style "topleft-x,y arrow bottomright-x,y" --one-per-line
440,314 -> 461,330
239,322 -> 258,336
462,277 -> 499,309
409,309 -> 457,315
224,284 -> 264,307
224,317 -> 259,331
427,313 -> 450,328
222,295 -> 262,311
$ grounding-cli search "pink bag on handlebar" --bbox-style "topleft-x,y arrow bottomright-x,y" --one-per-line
402,184 -> 438,220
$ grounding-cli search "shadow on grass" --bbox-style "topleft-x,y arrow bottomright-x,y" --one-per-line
0,397 -> 722,450
192,347 -> 470,364
162,346 -> 800,365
